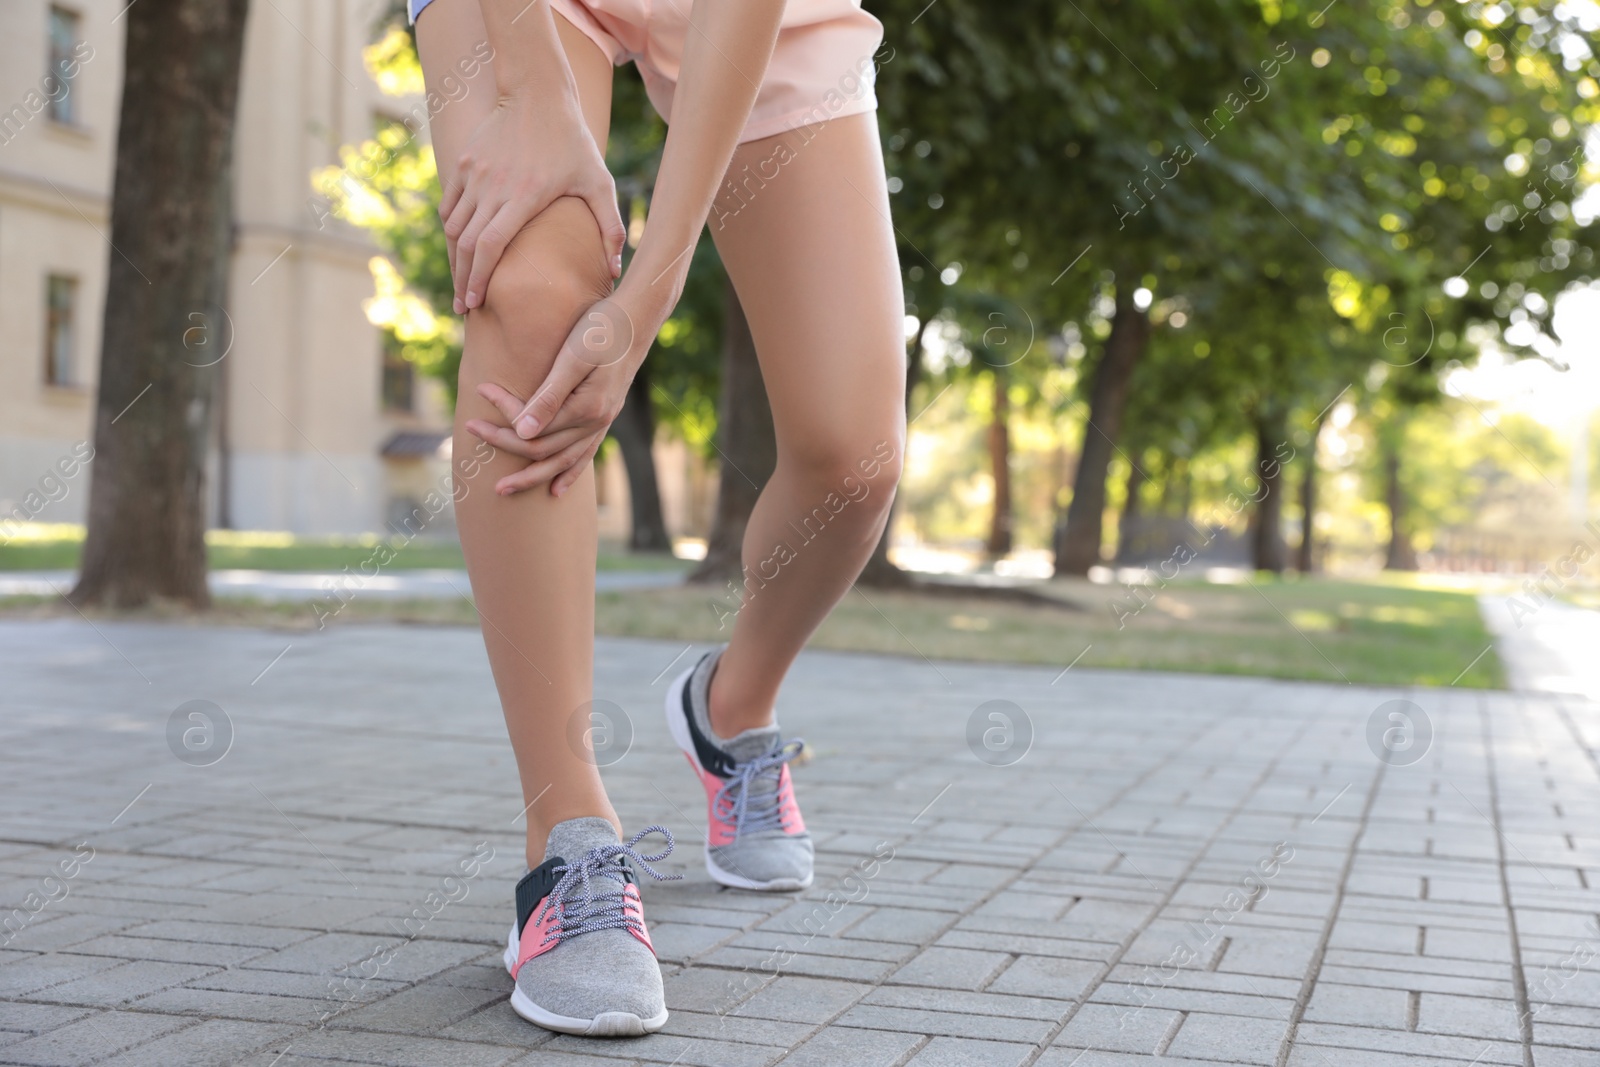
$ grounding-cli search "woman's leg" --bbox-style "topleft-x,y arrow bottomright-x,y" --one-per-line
415,0 -> 618,869
706,113 -> 907,735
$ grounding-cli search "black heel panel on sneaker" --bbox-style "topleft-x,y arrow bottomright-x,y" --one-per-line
682,654 -> 735,777
514,858 -> 563,936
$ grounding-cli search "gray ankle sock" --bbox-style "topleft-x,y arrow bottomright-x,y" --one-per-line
543,816 -> 620,863
690,645 -> 782,761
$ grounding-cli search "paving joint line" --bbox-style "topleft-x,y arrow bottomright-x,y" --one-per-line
886,1034 -> 934,1067
775,694 -> 1267,1063
1272,726 -> 1390,1065
1549,695 -> 1600,784
1021,694 -> 1328,1067
1478,691 -> 1536,1067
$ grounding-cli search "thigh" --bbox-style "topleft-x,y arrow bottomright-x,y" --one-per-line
415,0 -> 614,199
418,0 -> 617,413
708,113 -> 907,462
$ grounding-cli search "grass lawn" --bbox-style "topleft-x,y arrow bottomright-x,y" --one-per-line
0,525 -> 687,575
0,571 -> 1504,689
585,573 -> 1502,688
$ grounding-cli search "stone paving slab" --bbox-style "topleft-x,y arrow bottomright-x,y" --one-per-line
2,618 -> 1599,1066
0,569 -> 681,602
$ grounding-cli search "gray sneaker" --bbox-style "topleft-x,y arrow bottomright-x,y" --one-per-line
665,648 -> 814,891
502,818 -> 679,1036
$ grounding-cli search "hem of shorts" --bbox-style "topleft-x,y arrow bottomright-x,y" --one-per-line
550,0 -> 629,65
737,95 -> 878,144
410,0 -> 626,68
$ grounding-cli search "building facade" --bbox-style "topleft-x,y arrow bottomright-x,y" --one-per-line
1,0 -> 454,536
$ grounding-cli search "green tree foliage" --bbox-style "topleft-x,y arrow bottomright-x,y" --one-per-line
322,0 -> 1597,573
313,24 -> 460,397
869,0 -> 1596,571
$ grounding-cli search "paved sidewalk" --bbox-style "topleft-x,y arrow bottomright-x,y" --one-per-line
2,620 -> 1599,1066
1481,595 -> 1600,703
0,569 -> 684,601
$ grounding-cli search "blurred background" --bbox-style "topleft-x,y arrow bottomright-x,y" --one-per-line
2,0 -> 1598,691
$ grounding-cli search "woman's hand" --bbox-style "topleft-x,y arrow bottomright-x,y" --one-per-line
464,290 -> 665,498
441,92 -> 626,314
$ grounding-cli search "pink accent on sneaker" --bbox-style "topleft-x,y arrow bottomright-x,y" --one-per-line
513,904 -> 563,977
623,884 -> 653,953
513,884 -> 656,980
681,742 -> 808,844
775,765 -> 806,834
686,754 -> 739,847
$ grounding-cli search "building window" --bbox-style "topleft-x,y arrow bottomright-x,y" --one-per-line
44,275 -> 78,387
381,331 -> 415,413
48,7 -> 82,125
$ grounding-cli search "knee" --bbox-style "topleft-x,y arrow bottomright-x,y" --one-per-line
785,430 -> 905,523
849,436 -> 905,521
460,198 -> 612,397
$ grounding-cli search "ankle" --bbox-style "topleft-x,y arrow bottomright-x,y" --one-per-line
707,662 -> 775,739
526,809 -> 622,868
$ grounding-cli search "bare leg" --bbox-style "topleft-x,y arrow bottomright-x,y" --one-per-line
706,114 -> 907,736
416,0 -> 617,868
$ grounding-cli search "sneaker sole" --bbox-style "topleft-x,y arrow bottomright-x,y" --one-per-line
705,850 -> 812,892
665,662 -> 814,893
503,924 -> 668,1037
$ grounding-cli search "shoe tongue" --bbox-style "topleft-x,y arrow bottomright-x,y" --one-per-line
544,817 -> 621,866
723,725 -> 782,773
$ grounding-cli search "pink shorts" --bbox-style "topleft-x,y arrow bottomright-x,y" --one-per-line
412,0 -> 885,144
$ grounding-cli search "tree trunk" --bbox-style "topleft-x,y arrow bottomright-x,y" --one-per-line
1159,454 -> 1189,516
1114,457 -> 1146,564
688,278 -> 777,583
215,295 -> 234,530
985,367 -> 1012,557
1156,457 -> 1174,513
1295,413 -> 1326,573
855,317 -> 926,588
1251,412 -> 1287,573
72,0 -> 251,609
1053,292 -> 1150,576
609,359 -> 671,552
1383,436 -> 1418,571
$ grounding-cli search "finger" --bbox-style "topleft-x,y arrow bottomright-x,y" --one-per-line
446,195 -> 491,313
505,373 -> 596,437
441,185 -> 460,282
463,204 -> 527,311
494,434 -> 596,495
464,419 -> 589,462
453,207 -> 498,314
583,176 -> 628,279
442,187 -> 474,296
473,381 -> 589,442
551,435 -> 604,498
528,397 -> 591,438
438,173 -> 465,232
514,350 -> 591,439
475,381 -> 529,424
442,180 -> 475,243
